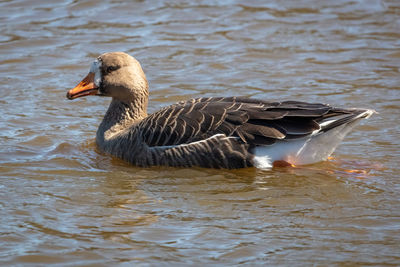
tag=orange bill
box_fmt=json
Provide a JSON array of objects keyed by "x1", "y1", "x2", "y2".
[{"x1": 66, "y1": 72, "x2": 98, "y2": 100}]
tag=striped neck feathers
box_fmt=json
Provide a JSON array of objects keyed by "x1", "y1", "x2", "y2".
[{"x1": 98, "y1": 96, "x2": 148, "y2": 141}]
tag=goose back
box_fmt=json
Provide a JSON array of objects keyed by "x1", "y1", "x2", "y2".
[{"x1": 138, "y1": 97, "x2": 343, "y2": 147}]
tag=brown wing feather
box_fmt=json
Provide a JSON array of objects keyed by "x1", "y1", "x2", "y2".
[{"x1": 139, "y1": 97, "x2": 345, "y2": 148}]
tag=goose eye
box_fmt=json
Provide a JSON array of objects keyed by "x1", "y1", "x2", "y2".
[{"x1": 106, "y1": 66, "x2": 118, "y2": 73}]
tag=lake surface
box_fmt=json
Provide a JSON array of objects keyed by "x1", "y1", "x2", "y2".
[{"x1": 1, "y1": 0, "x2": 399, "y2": 265}]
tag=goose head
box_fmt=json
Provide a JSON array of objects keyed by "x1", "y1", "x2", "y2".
[{"x1": 67, "y1": 52, "x2": 148, "y2": 104}]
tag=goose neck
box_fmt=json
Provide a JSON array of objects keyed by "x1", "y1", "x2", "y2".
[{"x1": 97, "y1": 98, "x2": 147, "y2": 142}]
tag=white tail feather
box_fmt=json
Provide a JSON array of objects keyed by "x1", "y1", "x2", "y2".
[{"x1": 253, "y1": 109, "x2": 374, "y2": 169}]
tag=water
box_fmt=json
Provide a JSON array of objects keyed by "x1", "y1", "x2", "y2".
[{"x1": 1, "y1": 0, "x2": 399, "y2": 265}]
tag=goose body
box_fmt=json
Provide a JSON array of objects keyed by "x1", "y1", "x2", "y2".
[{"x1": 67, "y1": 52, "x2": 374, "y2": 169}]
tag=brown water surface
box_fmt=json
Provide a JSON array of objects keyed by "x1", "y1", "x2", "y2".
[{"x1": 0, "y1": 0, "x2": 399, "y2": 265}]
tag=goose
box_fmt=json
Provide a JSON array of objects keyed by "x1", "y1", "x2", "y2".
[{"x1": 66, "y1": 52, "x2": 374, "y2": 169}]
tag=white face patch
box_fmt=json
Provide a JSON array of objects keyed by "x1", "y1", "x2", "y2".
[{"x1": 90, "y1": 59, "x2": 102, "y2": 87}]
